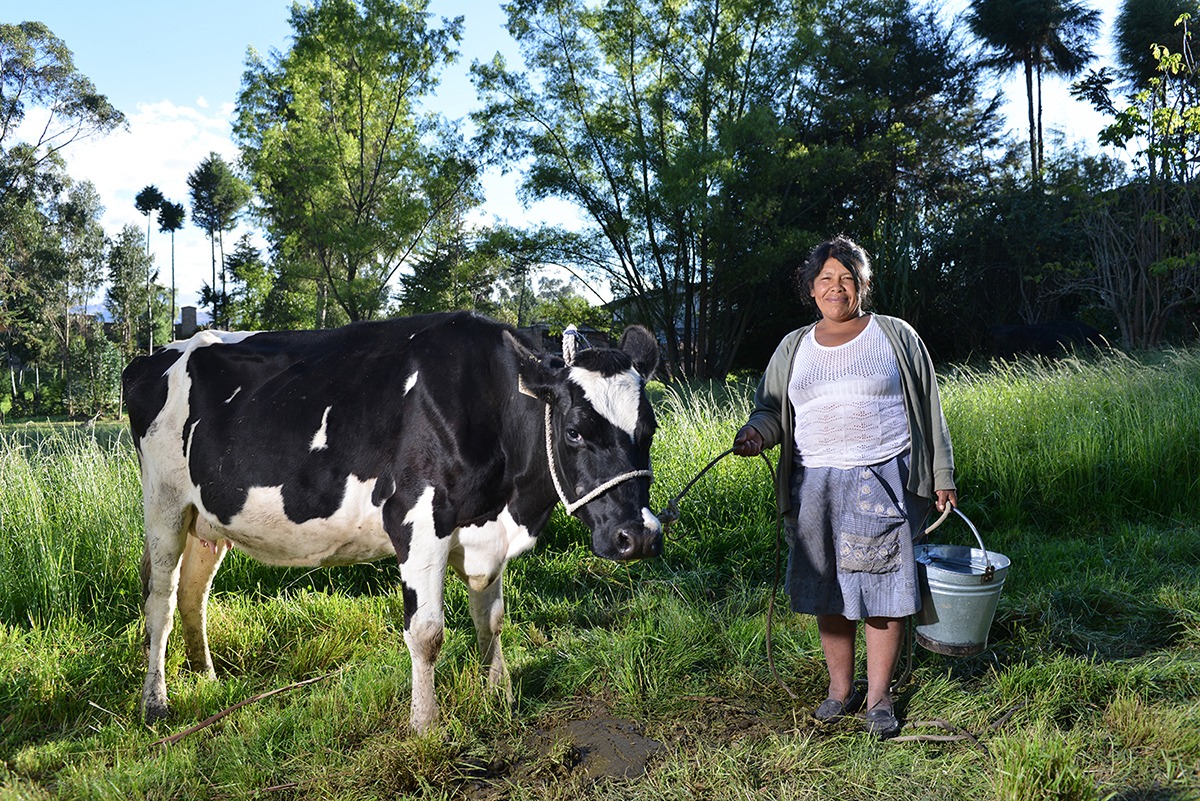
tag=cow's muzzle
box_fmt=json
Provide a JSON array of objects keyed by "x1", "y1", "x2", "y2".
[{"x1": 595, "y1": 508, "x2": 662, "y2": 561}]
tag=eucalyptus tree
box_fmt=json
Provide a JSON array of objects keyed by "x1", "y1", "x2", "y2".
[
  {"x1": 475, "y1": 0, "x2": 997, "y2": 375},
  {"x1": 55, "y1": 180, "x2": 105, "y2": 413},
  {"x1": 0, "y1": 21, "x2": 125, "y2": 211},
  {"x1": 2, "y1": 21, "x2": 122, "y2": 393},
  {"x1": 236, "y1": 0, "x2": 476, "y2": 323},
  {"x1": 104, "y1": 224, "x2": 154, "y2": 359},
  {"x1": 474, "y1": 0, "x2": 811, "y2": 377},
  {"x1": 157, "y1": 199, "x2": 185, "y2": 335},
  {"x1": 187, "y1": 152, "x2": 249, "y2": 328},
  {"x1": 968, "y1": 0, "x2": 1101, "y2": 180}
]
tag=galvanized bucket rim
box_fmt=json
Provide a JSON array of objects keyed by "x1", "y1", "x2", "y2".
[{"x1": 919, "y1": 506, "x2": 994, "y2": 572}]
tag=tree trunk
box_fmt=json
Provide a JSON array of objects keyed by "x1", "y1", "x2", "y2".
[{"x1": 1025, "y1": 57, "x2": 1038, "y2": 180}]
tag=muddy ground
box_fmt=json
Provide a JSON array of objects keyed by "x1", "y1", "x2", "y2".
[{"x1": 452, "y1": 698, "x2": 807, "y2": 798}]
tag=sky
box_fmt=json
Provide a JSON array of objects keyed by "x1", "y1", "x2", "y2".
[{"x1": 10, "y1": 0, "x2": 1124, "y2": 317}]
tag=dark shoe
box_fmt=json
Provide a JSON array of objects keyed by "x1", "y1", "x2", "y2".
[
  {"x1": 863, "y1": 700, "x2": 901, "y2": 738},
  {"x1": 814, "y1": 689, "x2": 863, "y2": 722}
]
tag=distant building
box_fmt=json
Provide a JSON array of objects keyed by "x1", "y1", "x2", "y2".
[{"x1": 176, "y1": 306, "x2": 200, "y2": 340}]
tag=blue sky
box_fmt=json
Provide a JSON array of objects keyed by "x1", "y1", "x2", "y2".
[{"x1": 11, "y1": 0, "x2": 1122, "y2": 314}]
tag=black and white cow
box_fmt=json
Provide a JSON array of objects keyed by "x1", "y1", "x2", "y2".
[{"x1": 122, "y1": 311, "x2": 661, "y2": 732}]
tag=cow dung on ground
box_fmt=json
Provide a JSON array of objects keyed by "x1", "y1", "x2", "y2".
[{"x1": 536, "y1": 713, "x2": 664, "y2": 780}]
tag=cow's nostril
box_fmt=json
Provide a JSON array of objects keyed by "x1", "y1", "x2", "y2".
[{"x1": 616, "y1": 530, "x2": 634, "y2": 557}]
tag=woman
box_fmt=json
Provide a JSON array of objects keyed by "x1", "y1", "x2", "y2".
[{"x1": 732, "y1": 235, "x2": 957, "y2": 738}]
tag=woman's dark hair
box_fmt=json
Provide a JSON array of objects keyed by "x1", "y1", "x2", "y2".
[{"x1": 797, "y1": 235, "x2": 873, "y2": 311}]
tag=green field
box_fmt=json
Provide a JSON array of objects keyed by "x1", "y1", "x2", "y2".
[{"x1": 2, "y1": 352, "x2": 1199, "y2": 800}]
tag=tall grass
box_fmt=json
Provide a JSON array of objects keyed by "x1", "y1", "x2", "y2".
[
  {"x1": 943, "y1": 349, "x2": 1200, "y2": 526},
  {"x1": 0, "y1": 426, "x2": 144, "y2": 627},
  {"x1": 1, "y1": 350, "x2": 1199, "y2": 799}
]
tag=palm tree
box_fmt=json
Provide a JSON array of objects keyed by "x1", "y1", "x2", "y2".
[
  {"x1": 968, "y1": 0, "x2": 1102, "y2": 181},
  {"x1": 134, "y1": 185, "x2": 164, "y2": 350},
  {"x1": 1114, "y1": 0, "x2": 1194, "y2": 89},
  {"x1": 157, "y1": 200, "x2": 186, "y2": 339},
  {"x1": 134, "y1": 185, "x2": 164, "y2": 253}
]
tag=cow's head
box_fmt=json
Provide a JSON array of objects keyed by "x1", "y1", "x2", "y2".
[{"x1": 510, "y1": 326, "x2": 662, "y2": 561}]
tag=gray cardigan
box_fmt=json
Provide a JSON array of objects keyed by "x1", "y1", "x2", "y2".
[{"x1": 744, "y1": 314, "x2": 956, "y2": 515}]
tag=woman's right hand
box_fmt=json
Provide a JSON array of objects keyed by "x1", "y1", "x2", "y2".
[{"x1": 732, "y1": 425, "x2": 764, "y2": 457}]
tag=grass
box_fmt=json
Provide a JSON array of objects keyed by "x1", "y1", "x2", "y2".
[{"x1": 1, "y1": 351, "x2": 1199, "y2": 799}]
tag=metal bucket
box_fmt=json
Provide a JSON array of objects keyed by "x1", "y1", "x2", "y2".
[{"x1": 914, "y1": 508, "x2": 1010, "y2": 656}]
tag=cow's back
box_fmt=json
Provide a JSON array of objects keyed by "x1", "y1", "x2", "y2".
[{"x1": 125, "y1": 312, "x2": 530, "y2": 563}]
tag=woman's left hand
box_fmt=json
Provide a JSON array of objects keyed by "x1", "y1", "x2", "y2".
[{"x1": 935, "y1": 490, "x2": 958, "y2": 512}]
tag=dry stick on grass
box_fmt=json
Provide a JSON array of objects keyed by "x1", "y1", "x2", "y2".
[
  {"x1": 888, "y1": 702, "x2": 1028, "y2": 755},
  {"x1": 150, "y1": 671, "x2": 340, "y2": 748}
]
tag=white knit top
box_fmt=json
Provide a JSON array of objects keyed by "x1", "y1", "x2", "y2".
[{"x1": 788, "y1": 316, "x2": 910, "y2": 468}]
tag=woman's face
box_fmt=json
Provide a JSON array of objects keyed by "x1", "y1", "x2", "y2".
[{"x1": 810, "y1": 257, "x2": 863, "y2": 323}]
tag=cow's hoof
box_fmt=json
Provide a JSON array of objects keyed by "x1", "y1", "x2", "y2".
[{"x1": 143, "y1": 700, "x2": 169, "y2": 723}]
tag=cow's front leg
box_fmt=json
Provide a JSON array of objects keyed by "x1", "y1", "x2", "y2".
[
  {"x1": 465, "y1": 571, "x2": 511, "y2": 704},
  {"x1": 391, "y1": 486, "x2": 449, "y2": 733}
]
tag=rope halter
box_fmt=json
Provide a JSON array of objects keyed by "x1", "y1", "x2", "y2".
[{"x1": 543, "y1": 403, "x2": 653, "y2": 516}]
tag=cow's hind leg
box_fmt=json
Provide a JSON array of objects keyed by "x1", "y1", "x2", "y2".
[
  {"x1": 177, "y1": 516, "x2": 229, "y2": 679},
  {"x1": 472, "y1": 573, "x2": 513, "y2": 704},
  {"x1": 453, "y1": 565, "x2": 512, "y2": 705},
  {"x1": 140, "y1": 501, "x2": 191, "y2": 722}
]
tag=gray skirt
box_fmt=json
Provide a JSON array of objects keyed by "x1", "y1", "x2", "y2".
[{"x1": 784, "y1": 450, "x2": 926, "y2": 619}]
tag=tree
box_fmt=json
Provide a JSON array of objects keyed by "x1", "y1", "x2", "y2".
[
  {"x1": 474, "y1": 0, "x2": 795, "y2": 376},
  {"x1": 968, "y1": 0, "x2": 1101, "y2": 181},
  {"x1": 2, "y1": 22, "x2": 122, "y2": 397},
  {"x1": 236, "y1": 0, "x2": 476, "y2": 323},
  {"x1": 223, "y1": 233, "x2": 272, "y2": 330},
  {"x1": 134, "y1": 185, "x2": 164, "y2": 349},
  {"x1": 157, "y1": 199, "x2": 186, "y2": 336},
  {"x1": 134, "y1": 185, "x2": 163, "y2": 251},
  {"x1": 187, "y1": 152, "x2": 249, "y2": 328},
  {"x1": 56, "y1": 180, "x2": 106, "y2": 414},
  {"x1": 0, "y1": 21, "x2": 125, "y2": 211},
  {"x1": 1114, "y1": 0, "x2": 1196, "y2": 88},
  {"x1": 475, "y1": 0, "x2": 999, "y2": 376},
  {"x1": 1070, "y1": 13, "x2": 1200, "y2": 348},
  {"x1": 105, "y1": 224, "x2": 157, "y2": 359}
]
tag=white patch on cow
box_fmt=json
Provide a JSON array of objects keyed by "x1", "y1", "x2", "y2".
[
  {"x1": 184, "y1": 419, "x2": 201, "y2": 463},
  {"x1": 642, "y1": 506, "x2": 663, "y2": 535},
  {"x1": 401, "y1": 486, "x2": 449, "y2": 587},
  {"x1": 193, "y1": 475, "x2": 394, "y2": 567},
  {"x1": 451, "y1": 507, "x2": 536, "y2": 588},
  {"x1": 568, "y1": 366, "x2": 643, "y2": 439},
  {"x1": 310, "y1": 406, "x2": 332, "y2": 451},
  {"x1": 404, "y1": 371, "x2": 419, "y2": 395},
  {"x1": 225, "y1": 387, "x2": 242, "y2": 404}
]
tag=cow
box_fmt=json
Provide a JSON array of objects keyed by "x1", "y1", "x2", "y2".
[{"x1": 121, "y1": 311, "x2": 662, "y2": 733}]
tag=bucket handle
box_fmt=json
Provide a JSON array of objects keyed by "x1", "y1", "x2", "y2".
[{"x1": 920, "y1": 506, "x2": 996, "y2": 582}]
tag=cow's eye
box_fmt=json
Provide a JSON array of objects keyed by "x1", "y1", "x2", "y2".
[{"x1": 565, "y1": 427, "x2": 583, "y2": 444}]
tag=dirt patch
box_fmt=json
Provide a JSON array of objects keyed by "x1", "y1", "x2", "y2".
[
  {"x1": 458, "y1": 699, "x2": 800, "y2": 797},
  {"x1": 458, "y1": 710, "x2": 663, "y2": 798},
  {"x1": 540, "y1": 713, "x2": 663, "y2": 780}
]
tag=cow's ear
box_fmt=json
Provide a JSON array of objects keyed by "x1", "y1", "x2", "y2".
[
  {"x1": 504, "y1": 330, "x2": 563, "y2": 401},
  {"x1": 619, "y1": 325, "x2": 659, "y2": 379}
]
